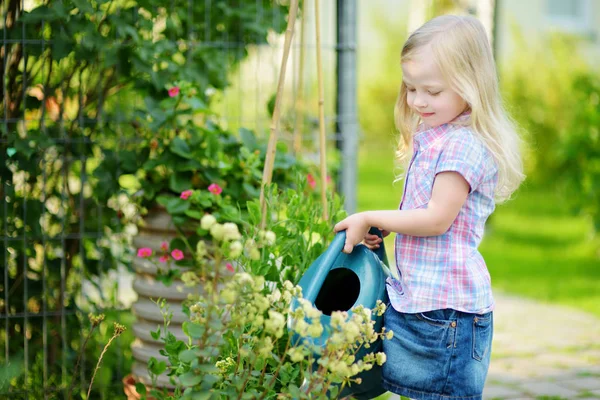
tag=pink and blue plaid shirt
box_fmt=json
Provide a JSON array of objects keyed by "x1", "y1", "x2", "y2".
[{"x1": 387, "y1": 114, "x2": 498, "y2": 314}]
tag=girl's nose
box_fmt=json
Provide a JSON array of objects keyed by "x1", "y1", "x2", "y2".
[{"x1": 413, "y1": 94, "x2": 427, "y2": 108}]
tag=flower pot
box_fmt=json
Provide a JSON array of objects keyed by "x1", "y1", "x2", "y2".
[
  {"x1": 130, "y1": 208, "x2": 200, "y2": 389},
  {"x1": 123, "y1": 374, "x2": 174, "y2": 400}
]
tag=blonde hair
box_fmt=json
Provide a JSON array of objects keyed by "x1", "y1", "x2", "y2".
[{"x1": 395, "y1": 15, "x2": 524, "y2": 202}]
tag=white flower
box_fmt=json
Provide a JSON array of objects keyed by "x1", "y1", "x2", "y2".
[
  {"x1": 287, "y1": 347, "x2": 304, "y2": 362},
  {"x1": 344, "y1": 321, "x2": 361, "y2": 343},
  {"x1": 264, "y1": 310, "x2": 285, "y2": 338},
  {"x1": 376, "y1": 352, "x2": 387, "y2": 366},
  {"x1": 196, "y1": 240, "x2": 207, "y2": 258},
  {"x1": 264, "y1": 230, "x2": 276, "y2": 245},
  {"x1": 293, "y1": 318, "x2": 309, "y2": 336},
  {"x1": 249, "y1": 247, "x2": 260, "y2": 261},
  {"x1": 229, "y1": 241, "x2": 243, "y2": 258},
  {"x1": 258, "y1": 337, "x2": 274, "y2": 358},
  {"x1": 200, "y1": 214, "x2": 217, "y2": 230},
  {"x1": 210, "y1": 223, "x2": 225, "y2": 241},
  {"x1": 222, "y1": 222, "x2": 241, "y2": 241},
  {"x1": 307, "y1": 323, "x2": 323, "y2": 338}
]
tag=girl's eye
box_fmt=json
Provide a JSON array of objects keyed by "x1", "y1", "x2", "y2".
[
  {"x1": 407, "y1": 88, "x2": 416, "y2": 92},
  {"x1": 428, "y1": 91, "x2": 441, "y2": 96}
]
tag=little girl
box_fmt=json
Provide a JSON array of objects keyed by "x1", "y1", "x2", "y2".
[{"x1": 334, "y1": 15, "x2": 524, "y2": 400}]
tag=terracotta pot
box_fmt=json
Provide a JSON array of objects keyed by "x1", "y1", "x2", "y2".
[{"x1": 123, "y1": 374, "x2": 173, "y2": 400}]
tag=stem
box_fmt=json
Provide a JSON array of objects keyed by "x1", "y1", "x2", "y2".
[
  {"x1": 66, "y1": 324, "x2": 98, "y2": 400},
  {"x1": 87, "y1": 335, "x2": 117, "y2": 399},
  {"x1": 257, "y1": 334, "x2": 293, "y2": 400}
]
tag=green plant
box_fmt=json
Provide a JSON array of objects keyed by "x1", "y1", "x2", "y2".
[
  {"x1": 0, "y1": 0, "x2": 292, "y2": 394},
  {"x1": 136, "y1": 208, "x2": 390, "y2": 399},
  {"x1": 557, "y1": 74, "x2": 600, "y2": 231},
  {"x1": 98, "y1": 82, "x2": 304, "y2": 223}
]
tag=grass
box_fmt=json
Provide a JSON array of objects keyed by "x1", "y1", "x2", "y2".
[{"x1": 356, "y1": 138, "x2": 600, "y2": 318}]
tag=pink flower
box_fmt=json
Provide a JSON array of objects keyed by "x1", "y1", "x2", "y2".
[
  {"x1": 160, "y1": 241, "x2": 169, "y2": 251},
  {"x1": 171, "y1": 249, "x2": 184, "y2": 261},
  {"x1": 180, "y1": 189, "x2": 193, "y2": 200},
  {"x1": 226, "y1": 263, "x2": 235, "y2": 273},
  {"x1": 208, "y1": 183, "x2": 222, "y2": 195},
  {"x1": 307, "y1": 173, "x2": 316, "y2": 189},
  {"x1": 159, "y1": 255, "x2": 169, "y2": 263},
  {"x1": 168, "y1": 86, "x2": 180, "y2": 97},
  {"x1": 137, "y1": 248, "x2": 152, "y2": 258}
]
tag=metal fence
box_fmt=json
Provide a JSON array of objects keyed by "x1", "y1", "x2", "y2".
[{"x1": 1, "y1": 0, "x2": 357, "y2": 397}]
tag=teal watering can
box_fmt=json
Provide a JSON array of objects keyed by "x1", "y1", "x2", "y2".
[{"x1": 291, "y1": 228, "x2": 391, "y2": 399}]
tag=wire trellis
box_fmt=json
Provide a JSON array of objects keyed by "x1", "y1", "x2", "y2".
[{"x1": 1, "y1": 0, "x2": 352, "y2": 398}]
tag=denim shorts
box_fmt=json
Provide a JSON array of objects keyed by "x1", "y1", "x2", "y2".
[{"x1": 382, "y1": 306, "x2": 493, "y2": 400}]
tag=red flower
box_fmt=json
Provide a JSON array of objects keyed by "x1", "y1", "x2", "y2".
[
  {"x1": 168, "y1": 86, "x2": 180, "y2": 97},
  {"x1": 180, "y1": 189, "x2": 193, "y2": 200},
  {"x1": 137, "y1": 248, "x2": 152, "y2": 258},
  {"x1": 208, "y1": 183, "x2": 222, "y2": 195},
  {"x1": 160, "y1": 241, "x2": 169, "y2": 251},
  {"x1": 226, "y1": 263, "x2": 235, "y2": 273},
  {"x1": 171, "y1": 249, "x2": 184, "y2": 261},
  {"x1": 307, "y1": 173, "x2": 316, "y2": 189},
  {"x1": 159, "y1": 255, "x2": 169, "y2": 263}
]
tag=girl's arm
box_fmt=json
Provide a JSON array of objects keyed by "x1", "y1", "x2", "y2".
[{"x1": 334, "y1": 171, "x2": 469, "y2": 253}]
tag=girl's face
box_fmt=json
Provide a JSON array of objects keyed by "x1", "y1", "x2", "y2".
[{"x1": 402, "y1": 45, "x2": 468, "y2": 128}]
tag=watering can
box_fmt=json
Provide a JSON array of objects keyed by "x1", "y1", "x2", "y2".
[{"x1": 290, "y1": 228, "x2": 391, "y2": 399}]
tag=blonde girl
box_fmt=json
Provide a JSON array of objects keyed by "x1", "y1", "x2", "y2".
[{"x1": 334, "y1": 15, "x2": 524, "y2": 400}]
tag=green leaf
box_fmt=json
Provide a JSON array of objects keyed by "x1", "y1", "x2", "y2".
[
  {"x1": 150, "y1": 326, "x2": 161, "y2": 340},
  {"x1": 191, "y1": 391, "x2": 212, "y2": 400},
  {"x1": 185, "y1": 210, "x2": 204, "y2": 220},
  {"x1": 148, "y1": 357, "x2": 167, "y2": 376},
  {"x1": 196, "y1": 364, "x2": 219, "y2": 374},
  {"x1": 156, "y1": 196, "x2": 190, "y2": 215},
  {"x1": 179, "y1": 349, "x2": 198, "y2": 363},
  {"x1": 183, "y1": 321, "x2": 205, "y2": 339},
  {"x1": 179, "y1": 371, "x2": 202, "y2": 387},
  {"x1": 135, "y1": 382, "x2": 147, "y2": 395},
  {"x1": 169, "y1": 172, "x2": 192, "y2": 193},
  {"x1": 246, "y1": 200, "x2": 261, "y2": 225},
  {"x1": 239, "y1": 128, "x2": 258, "y2": 150},
  {"x1": 171, "y1": 137, "x2": 193, "y2": 159}
]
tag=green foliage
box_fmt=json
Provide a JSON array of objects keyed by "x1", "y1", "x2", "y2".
[
  {"x1": 244, "y1": 178, "x2": 347, "y2": 285},
  {"x1": 556, "y1": 75, "x2": 600, "y2": 231},
  {"x1": 137, "y1": 210, "x2": 390, "y2": 399},
  {"x1": 0, "y1": 0, "x2": 291, "y2": 396},
  {"x1": 500, "y1": 34, "x2": 600, "y2": 231}
]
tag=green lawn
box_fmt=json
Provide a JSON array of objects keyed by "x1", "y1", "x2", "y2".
[{"x1": 356, "y1": 139, "x2": 600, "y2": 317}]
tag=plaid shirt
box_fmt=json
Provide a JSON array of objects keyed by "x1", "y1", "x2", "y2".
[{"x1": 387, "y1": 114, "x2": 498, "y2": 314}]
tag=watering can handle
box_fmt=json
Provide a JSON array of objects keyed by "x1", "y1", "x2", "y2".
[{"x1": 369, "y1": 227, "x2": 389, "y2": 267}]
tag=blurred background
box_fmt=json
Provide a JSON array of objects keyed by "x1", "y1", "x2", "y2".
[{"x1": 1, "y1": 0, "x2": 599, "y2": 398}]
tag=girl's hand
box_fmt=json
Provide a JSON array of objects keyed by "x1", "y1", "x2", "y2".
[
  {"x1": 333, "y1": 213, "x2": 370, "y2": 254},
  {"x1": 363, "y1": 229, "x2": 390, "y2": 250}
]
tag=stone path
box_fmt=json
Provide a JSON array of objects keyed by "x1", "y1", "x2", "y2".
[
  {"x1": 385, "y1": 292, "x2": 600, "y2": 399},
  {"x1": 483, "y1": 292, "x2": 600, "y2": 399}
]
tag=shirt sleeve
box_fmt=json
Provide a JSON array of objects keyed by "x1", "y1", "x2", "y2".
[{"x1": 435, "y1": 129, "x2": 487, "y2": 192}]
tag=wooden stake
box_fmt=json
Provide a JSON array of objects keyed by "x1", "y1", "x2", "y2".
[
  {"x1": 292, "y1": 0, "x2": 307, "y2": 155},
  {"x1": 259, "y1": 0, "x2": 300, "y2": 228},
  {"x1": 314, "y1": 0, "x2": 328, "y2": 220}
]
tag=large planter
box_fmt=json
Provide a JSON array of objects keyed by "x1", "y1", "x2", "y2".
[{"x1": 130, "y1": 208, "x2": 200, "y2": 388}]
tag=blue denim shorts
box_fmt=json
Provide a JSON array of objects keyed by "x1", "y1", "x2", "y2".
[{"x1": 382, "y1": 306, "x2": 493, "y2": 400}]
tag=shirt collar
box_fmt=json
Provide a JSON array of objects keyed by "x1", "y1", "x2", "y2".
[{"x1": 414, "y1": 111, "x2": 471, "y2": 150}]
